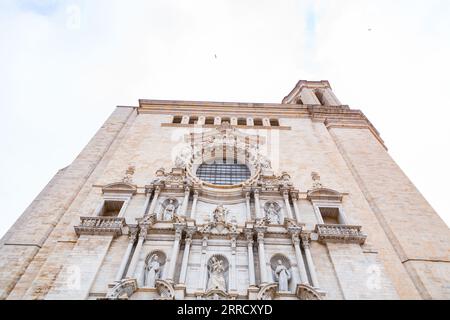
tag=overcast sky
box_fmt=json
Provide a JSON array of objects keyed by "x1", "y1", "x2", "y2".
[{"x1": 1, "y1": 0, "x2": 449, "y2": 237}]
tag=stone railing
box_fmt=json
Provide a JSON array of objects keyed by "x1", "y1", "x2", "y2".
[
  {"x1": 74, "y1": 216, "x2": 126, "y2": 238},
  {"x1": 315, "y1": 224, "x2": 367, "y2": 245}
]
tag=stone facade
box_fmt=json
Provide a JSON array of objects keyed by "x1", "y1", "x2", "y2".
[{"x1": 0, "y1": 80, "x2": 449, "y2": 300}]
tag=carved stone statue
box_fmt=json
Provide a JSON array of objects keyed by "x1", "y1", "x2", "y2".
[
  {"x1": 212, "y1": 205, "x2": 227, "y2": 224},
  {"x1": 265, "y1": 203, "x2": 280, "y2": 224},
  {"x1": 163, "y1": 199, "x2": 176, "y2": 221},
  {"x1": 207, "y1": 257, "x2": 227, "y2": 291},
  {"x1": 145, "y1": 254, "x2": 161, "y2": 288},
  {"x1": 274, "y1": 260, "x2": 291, "y2": 292}
]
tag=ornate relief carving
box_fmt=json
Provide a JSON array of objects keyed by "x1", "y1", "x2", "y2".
[
  {"x1": 104, "y1": 278, "x2": 137, "y2": 300},
  {"x1": 296, "y1": 284, "x2": 322, "y2": 300},
  {"x1": 160, "y1": 198, "x2": 179, "y2": 221},
  {"x1": 264, "y1": 201, "x2": 281, "y2": 224},
  {"x1": 257, "y1": 283, "x2": 278, "y2": 300},
  {"x1": 155, "y1": 279, "x2": 175, "y2": 300},
  {"x1": 198, "y1": 205, "x2": 240, "y2": 235}
]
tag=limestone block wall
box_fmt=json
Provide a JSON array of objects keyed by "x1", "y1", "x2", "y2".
[
  {"x1": 328, "y1": 127, "x2": 450, "y2": 299},
  {"x1": 2, "y1": 106, "x2": 136, "y2": 300},
  {"x1": 45, "y1": 235, "x2": 113, "y2": 300}
]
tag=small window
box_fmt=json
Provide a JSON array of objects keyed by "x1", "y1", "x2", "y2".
[
  {"x1": 221, "y1": 117, "x2": 231, "y2": 124},
  {"x1": 237, "y1": 118, "x2": 247, "y2": 126},
  {"x1": 173, "y1": 116, "x2": 182, "y2": 124},
  {"x1": 205, "y1": 117, "x2": 215, "y2": 125},
  {"x1": 100, "y1": 200, "x2": 125, "y2": 217},
  {"x1": 319, "y1": 207, "x2": 340, "y2": 224},
  {"x1": 189, "y1": 116, "x2": 199, "y2": 125},
  {"x1": 253, "y1": 118, "x2": 263, "y2": 126},
  {"x1": 270, "y1": 119, "x2": 280, "y2": 127}
]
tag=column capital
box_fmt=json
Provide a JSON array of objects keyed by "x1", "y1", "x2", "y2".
[
  {"x1": 282, "y1": 190, "x2": 290, "y2": 198},
  {"x1": 301, "y1": 233, "x2": 311, "y2": 249},
  {"x1": 245, "y1": 229, "x2": 254, "y2": 243},
  {"x1": 128, "y1": 227, "x2": 139, "y2": 243},
  {"x1": 290, "y1": 190, "x2": 300, "y2": 200},
  {"x1": 257, "y1": 231, "x2": 265, "y2": 244},
  {"x1": 193, "y1": 190, "x2": 199, "y2": 198},
  {"x1": 184, "y1": 186, "x2": 191, "y2": 194},
  {"x1": 138, "y1": 226, "x2": 148, "y2": 239}
]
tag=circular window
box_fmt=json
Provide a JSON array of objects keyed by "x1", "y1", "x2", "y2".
[{"x1": 196, "y1": 161, "x2": 251, "y2": 186}]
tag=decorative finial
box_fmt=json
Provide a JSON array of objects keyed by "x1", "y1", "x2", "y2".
[
  {"x1": 311, "y1": 172, "x2": 323, "y2": 189},
  {"x1": 123, "y1": 166, "x2": 135, "y2": 183}
]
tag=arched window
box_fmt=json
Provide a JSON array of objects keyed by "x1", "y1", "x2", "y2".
[{"x1": 196, "y1": 161, "x2": 251, "y2": 186}]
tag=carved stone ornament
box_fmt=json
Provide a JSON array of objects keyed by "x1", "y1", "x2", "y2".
[
  {"x1": 122, "y1": 166, "x2": 135, "y2": 184},
  {"x1": 155, "y1": 279, "x2": 175, "y2": 300},
  {"x1": 160, "y1": 198, "x2": 180, "y2": 221},
  {"x1": 257, "y1": 283, "x2": 278, "y2": 300},
  {"x1": 296, "y1": 284, "x2": 323, "y2": 300},
  {"x1": 74, "y1": 216, "x2": 126, "y2": 238},
  {"x1": 311, "y1": 171, "x2": 323, "y2": 189},
  {"x1": 103, "y1": 278, "x2": 137, "y2": 300},
  {"x1": 198, "y1": 205, "x2": 239, "y2": 235},
  {"x1": 264, "y1": 202, "x2": 281, "y2": 224}
]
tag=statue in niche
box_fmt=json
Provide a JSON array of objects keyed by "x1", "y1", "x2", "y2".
[
  {"x1": 207, "y1": 257, "x2": 227, "y2": 291},
  {"x1": 163, "y1": 199, "x2": 177, "y2": 221},
  {"x1": 145, "y1": 254, "x2": 161, "y2": 288},
  {"x1": 212, "y1": 205, "x2": 227, "y2": 224},
  {"x1": 265, "y1": 202, "x2": 281, "y2": 224},
  {"x1": 274, "y1": 260, "x2": 291, "y2": 292}
]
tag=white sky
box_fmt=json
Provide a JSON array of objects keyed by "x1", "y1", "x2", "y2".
[{"x1": 1, "y1": 0, "x2": 449, "y2": 238}]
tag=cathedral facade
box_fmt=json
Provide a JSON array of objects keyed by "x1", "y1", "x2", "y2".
[{"x1": 1, "y1": 80, "x2": 449, "y2": 300}]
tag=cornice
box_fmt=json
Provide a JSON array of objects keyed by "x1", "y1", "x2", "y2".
[{"x1": 137, "y1": 99, "x2": 386, "y2": 149}]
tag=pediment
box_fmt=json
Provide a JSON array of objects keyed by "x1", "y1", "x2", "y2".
[
  {"x1": 102, "y1": 182, "x2": 137, "y2": 195},
  {"x1": 307, "y1": 187, "x2": 343, "y2": 202}
]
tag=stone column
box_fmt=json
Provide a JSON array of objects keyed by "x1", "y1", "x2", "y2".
[
  {"x1": 148, "y1": 187, "x2": 160, "y2": 215},
  {"x1": 291, "y1": 192, "x2": 301, "y2": 223},
  {"x1": 142, "y1": 189, "x2": 153, "y2": 215},
  {"x1": 257, "y1": 230, "x2": 268, "y2": 284},
  {"x1": 115, "y1": 229, "x2": 138, "y2": 281},
  {"x1": 246, "y1": 231, "x2": 256, "y2": 286},
  {"x1": 245, "y1": 192, "x2": 252, "y2": 221},
  {"x1": 190, "y1": 191, "x2": 199, "y2": 220},
  {"x1": 230, "y1": 234, "x2": 238, "y2": 291},
  {"x1": 254, "y1": 190, "x2": 262, "y2": 219},
  {"x1": 291, "y1": 232, "x2": 309, "y2": 285},
  {"x1": 283, "y1": 191, "x2": 293, "y2": 220},
  {"x1": 166, "y1": 225, "x2": 184, "y2": 282},
  {"x1": 126, "y1": 226, "x2": 148, "y2": 278},
  {"x1": 179, "y1": 228, "x2": 195, "y2": 284},
  {"x1": 302, "y1": 235, "x2": 320, "y2": 288},
  {"x1": 200, "y1": 235, "x2": 209, "y2": 290},
  {"x1": 179, "y1": 187, "x2": 190, "y2": 216}
]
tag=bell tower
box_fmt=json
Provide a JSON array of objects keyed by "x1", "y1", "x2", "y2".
[{"x1": 282, "y1": 80, "x2": 342, "y2": 106}]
